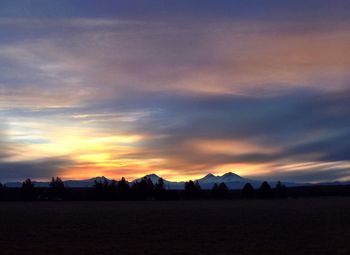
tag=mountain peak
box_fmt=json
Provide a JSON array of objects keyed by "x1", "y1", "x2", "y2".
[
  {"x1": 133, "y1": 173, "x2": 163, "y2": 183},
  {"x1": 197, "y1": 173, "x2": 218, "y2": 183},
  {"x1": 223, "y1": 172, "x2": 237, "y2": 176},
  {"x1": 144, "y1": 173, "x2": 160, "y2": 178},
  {"x1": 222, "y1": 172, "x2": 244, "y2": 180},
  {"x1": 91, "y1": 176, "x2": 109, "y2": 182}
]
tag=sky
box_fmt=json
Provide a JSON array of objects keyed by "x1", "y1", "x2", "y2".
[{"x1": 0, "y1": 0, "x2": 350, "y2": 183}]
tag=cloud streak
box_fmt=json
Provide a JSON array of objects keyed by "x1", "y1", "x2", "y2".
[{"x1": 0, "y1": 1, "x2": 349, "y2": 182}]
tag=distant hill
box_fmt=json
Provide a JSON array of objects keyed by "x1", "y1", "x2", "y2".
[{"x1": 3, "y1": 172, "x2": 306, "y2": 189}]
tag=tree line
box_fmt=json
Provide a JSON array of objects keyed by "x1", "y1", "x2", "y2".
[{"x1": 0, "y1": 177, "x2": 289, "y2": 201}]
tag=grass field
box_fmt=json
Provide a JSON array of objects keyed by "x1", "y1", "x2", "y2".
[{"x1": 0, "y1": 198, "x2": 350, "y2": 254}]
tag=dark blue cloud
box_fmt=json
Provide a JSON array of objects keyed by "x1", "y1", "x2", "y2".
[
  {"x1": 1, "y1": 0, "x2": 349, "y2": 22},
  {"x1": 257, "y1": 167, "x2": 350, "y2": 183},
  {"x1": 91, "y1": 89, "x2": 350, "y2": 167},
  {"x1": 0, "y1": 157, "x2": 73, "y2": 183}
]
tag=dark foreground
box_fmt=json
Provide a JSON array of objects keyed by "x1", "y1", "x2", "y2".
[{"x1": 0, "y1": 198, "x2": 350, "y2": 255}]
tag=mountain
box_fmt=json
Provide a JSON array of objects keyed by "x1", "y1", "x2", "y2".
[
  {"x1": 5, "y1": 176, "x2": 111, "y2": 188},
  {"x1": 133, "y1": 174, "x2": 185, "y2": 189},
  {"x1": 222, "y1": 172, "x2": 246, "y2": 182},
  {"x1": 3, "y1": 172, "x2": 305, "y2": 189},
  {"x1": 194, "y1": 172, "x2": 252, "y2": 189},
  {"x1": 5, "y1": 181, "x2": 50, "y2": 188},
  {"x1": 197, "y1": 173, "x2": 218, "y2": 184},
  {"x1": 197, "y1": 172, "x2": 246, "y2": 184},
  {"x1": 132, "y1": 172, "x2": 295, "y2": 190},
  {"x1": 133, "y1": 174, "x2": 162, "y2": 184},
  {"x1": 64, "y1": 176, "x2": 110, "y2": 188}
]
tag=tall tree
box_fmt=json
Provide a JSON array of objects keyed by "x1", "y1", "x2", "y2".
[
  {"x1": 241, "y1": 183, "x2": 255, "y2": 199},
  {"x1": 218, "y1": 182, "x2": 229, "y2": 198},
  {"x1": 0, "y1": 182, "x2": 3, "y2": 200},
  {"x1": 133, "y1": 177, "x2": 154, "y2": 200},
  {"x1": 184, "y1": 180, "x2": 201, "y2": 199},
  {"x1": 212, "y1": 183, "x2": 229, "y2": 198},
  {"x1": 21, "y1": 179, "x2": 35, "y2": 201},
  {"x1": 155, "y1": 178, "x2": 166, "y2": 200},
  {"x1": 108, "y1": 179, "x2": 118, "y2": 200},
  {"x1": 117, "y1": 177, "x2": 130, "y2": 200},
  {"x1": 93, "y1": 179, "x2": 109, "y2": 200},
  {"x1": 49, "y1": 177, "x2": 65, "y2": 200},
  {"x1": 258, "y1": 181, "x2": 272, "y2": 198}
]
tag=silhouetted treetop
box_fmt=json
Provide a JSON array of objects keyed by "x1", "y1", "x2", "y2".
[
  {"x1": 218, "y1": 183, "x2": 228, "y2": 191},
  {"x1": 21, "y1": 178, "x2": 35, "y2": 200},
  {"x1": 0, "y1": 182, "x2": 3, "y2": 200},
  {"x1": 48, "y1": 177, "x2": 66, "y2": 200},
  {"x1": 184, "y1": 180, "x2": 201, "y2": 199},
  {"x1": 258, "y1": 181, "x2": 272, "y2": 198},
  {"x1": 212, "y1": 182, "x2": 229, "y2": 198},
  {"x1": 275, "y1": 181, "x2": 288, "y2": 198},
  {"x1": 117, "y1": 177, "x2": 129, "y2": 191},
  {"x1": 50, "y1": 177, "x2": 64, "y2": 189},
  {"x1": 22, "y1": 179, "x2": 34, "y2": 189},
  {"x1": 241, "y1": 183, "x2": 255, "y2": 199},
  {"x1": 154, "y1": 178, "x2": 167, "y2": 200}
]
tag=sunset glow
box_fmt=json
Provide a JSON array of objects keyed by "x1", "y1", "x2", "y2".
[{"x1": 0, "y1": 0, "x2": 349, "y2": 183}]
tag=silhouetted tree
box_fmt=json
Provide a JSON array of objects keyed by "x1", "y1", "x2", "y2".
[
  {"x1": 21, "y1": 179, "x2": 35, "y2": 200},
  {"x1": 184, "y1": 180, "x2": 201, "y2": 199},
  {"x1": 275, "y1": 181, "x2": 288, "y2": 198},
  {"x1": 117, "y1": 177, "x2": 130, "y2": 200},
  {"x1": 258, "y1": 181, "x2": 272, "y2": 198},
  {"x1": 131, "y1": 182, "x2": 139, "y2": 199},
  {"x1": 49, "y1": 177, "x2": 65, "y2": 200},
  {"x1": 212, "y1": 182, "x2": 229, "y2": 198},
  {"x1": 0, "y1": 182, "x2": 3, "y2": 200},
  {"x1": 133, "y1": 177, "x2": 154, "y2": 200},
  {"x1": 108, "y1": 180, "x2": 118, "y2": 199},
  {"x1": 118, "y1": 177, "x2": 129, "y2": 191},
  {"x1": 154, "y1": 178, "x2": 166, "y2": 200},
  {"x1": 131, "y1": 178, "x2": 153, "y2": 200},
  {"x1": 93, "y1": 179, "x2": 109, "y2": 200},
  {"x1": 138, "y1": 179, "x2": 148, "y2": 197},
  {"x1": 241, "y1": 183, "x2": 255, "y2": 199},
  {"x1": 218, "y1": 182, "x2": 229, "y2": 197}
]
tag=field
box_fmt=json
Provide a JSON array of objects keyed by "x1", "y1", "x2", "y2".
[{"x1": 0, "y1": 198, "x2": 350, "y2": 254}]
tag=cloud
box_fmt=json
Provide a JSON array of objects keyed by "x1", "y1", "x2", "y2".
[
  {"x1": 1, "y1": 17, "x2": 349, "y2": 110},
  {"x1": 0, "y1": 125, "x2": 72, "y2": 182},
  {"x1": 0, "y1": 157, "x2": 73, "y2": 182},
  {"x1": 0, "y1": 18, "x2": 141, "y2": 28},
  {"x1": 0, "y1": 5, "x2": 349, "y2": 182},
  {"x1": 1, "y1": 0, "x2": 350, "y2": 22},
  {"x1": 0, "y1": 142, "x2": 12, "y2": 161},
  {"x1": 1, "y1": 79, "x2": 350, "y2": 181},
  {"x1": 106, "y1": 89, "x2": 350, "y2": 179},
  {"x1": 256, "y1": 162, "x2": 350, "y2": 183}
]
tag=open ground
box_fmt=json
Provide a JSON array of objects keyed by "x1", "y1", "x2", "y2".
[{"x1": 0, "y1": 198, "x2": 349, "y2": 254}]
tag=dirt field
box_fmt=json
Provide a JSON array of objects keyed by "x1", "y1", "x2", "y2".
[{"x1": 0, "y1": 198, "x2": 350, "y2": 254}]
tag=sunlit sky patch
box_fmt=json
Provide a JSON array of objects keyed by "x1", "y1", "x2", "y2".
[{"x1": 0, "y1": 0, "x2": 349, "y2": 182}]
